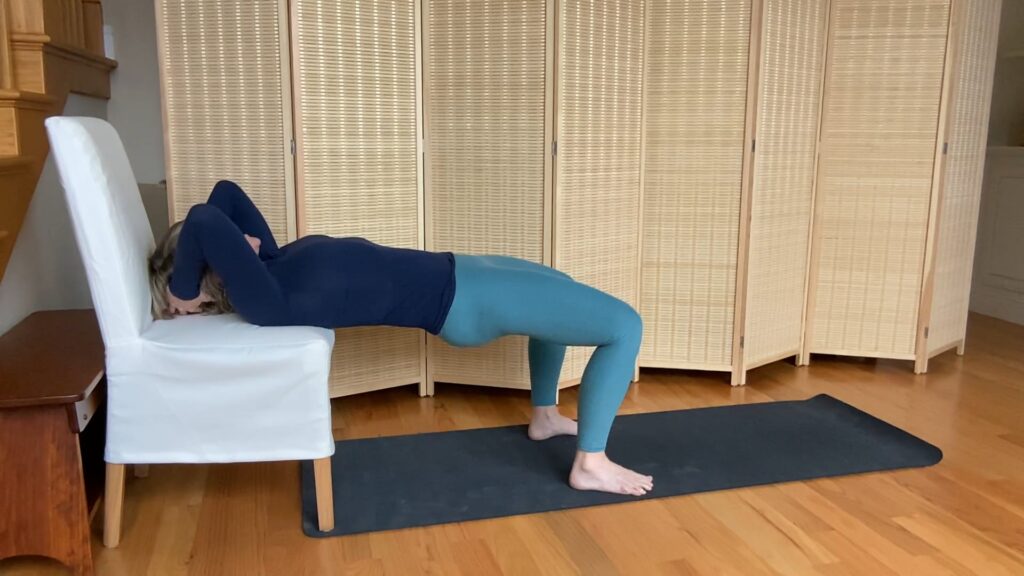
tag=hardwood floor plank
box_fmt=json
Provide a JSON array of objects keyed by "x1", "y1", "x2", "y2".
[
  {"x1": 894, "y1": 514, "x2": 1024, "y2": 576},
  {"x1": 660, "y1": 497, "x2": 782, "y2": 576},
  {"x1": 541, "y1": 512, "x2": 618, "y2": 576},
  {"x1": 737, "y1": 489, "x2": 839, "y2": 565}
]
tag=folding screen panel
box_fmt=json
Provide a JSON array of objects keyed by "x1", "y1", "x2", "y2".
[
  {"x1": 556, "y1": 0, "x2": 646, "y2": 383},
  {"x1": 805, "y1": 0, "x2": 950, "y2": 360},
  {"x1": 741, "y1": 0, "x2": 828, "y2": 377},
  {"x1": 639, "y1": 0, "x2": 752, "y2": 372},
  {"x1": 424, "y1": 0, "x2": 551, "y2": 391},
  {"x1": 923, "y1": 0, "x2": 1002, "y2": 363},
  {"x1": 156, "y1": 0, "x2": 294, "y2": 240},
  {"x1": 291, "y1": 0, "x2": 425, "y2": 397}
]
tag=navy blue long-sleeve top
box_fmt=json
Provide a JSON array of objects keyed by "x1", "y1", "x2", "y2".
[{"x1": 168, "y1": 180, "x2": 456, "y2": 332}]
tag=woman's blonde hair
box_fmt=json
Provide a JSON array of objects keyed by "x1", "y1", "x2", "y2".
[{"x1": 148, "y1": 221, "x2": 233, "y2": 320}]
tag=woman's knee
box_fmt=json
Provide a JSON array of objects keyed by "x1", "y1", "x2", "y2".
[{"x1": 610, "y1": 301, "x2": 643, "y2": 348}]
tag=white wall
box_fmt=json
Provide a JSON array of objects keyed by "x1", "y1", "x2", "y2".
[
  {"x1": 972, "y1": 149, "x2": 1024, "y2": 325},
  {"x1": 972, "y1": 1, "x2": 1024, "y2": 326},
  {"x1": 0, "y1": 96, "x2": 106, "y2": 334},
  {"x1": 988, "y1": 0, "x2": 1024, "y2": 146},
  {"x1": 102, "y1": 0, "x2": 166, "y2": 184}
]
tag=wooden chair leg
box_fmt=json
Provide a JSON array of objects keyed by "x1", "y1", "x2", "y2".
[
  {"x1": 313, "y1": 456, "x2": 335, "y2": 532},
  {"x1": 103, "y1": 463, "x2": 125, "y2": 548}
]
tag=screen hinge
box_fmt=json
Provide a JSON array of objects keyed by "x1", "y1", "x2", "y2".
[
  {"x1": 552, "y1": 140, "x2": 558, "y2": 157},
  {"x1": 740, "y1": 335, "x2": 745, "y2": 349},
  {"x1": 942, "y1": 142, "x2": 948, "y2": 155},
  {"x1": 752, "y1": 139, "x2": 756, "y2": 153},
  {"x1": 290, "y1": 139, "x2": 296, "y2": 156},
  {"x1": 924, "y1": 326, "x2": 930, "y2": 338}
]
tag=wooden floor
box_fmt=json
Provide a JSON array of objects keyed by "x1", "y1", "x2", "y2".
[{"x1": 4, "y1": 313, "x2": 1024, "y2": 575}]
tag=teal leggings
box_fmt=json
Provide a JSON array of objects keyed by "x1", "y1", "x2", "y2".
[{"x1": 439, "y1": 255, "x2": 643, "y2": 452}]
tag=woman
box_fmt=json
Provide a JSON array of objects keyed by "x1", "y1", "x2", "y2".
[{"x1": 150, "y1": 180, "x2": 652, "y2": 496}]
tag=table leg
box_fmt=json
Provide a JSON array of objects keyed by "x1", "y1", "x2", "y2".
[{"x1": 0, "y1": 405, "x2": 93, "y2": 575}]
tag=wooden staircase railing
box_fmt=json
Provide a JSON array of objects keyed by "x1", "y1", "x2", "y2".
[
  {"x1": 0, "y1": 0, "x2": 116, "y2": 282},
  {"x1": 0, "y1": 0, "x2": 13, "y2": 91}
]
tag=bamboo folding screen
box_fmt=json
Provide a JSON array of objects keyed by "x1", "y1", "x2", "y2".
[
  {"x1": 921, "y1": 0, "x2": 1002, "y2": 367},
  {"x1": 156, "y1": 0, "x2": 296, "y2": 242},
  {"x1": 804, "y1": 0, "x2": 1002, "y2": 373},
  {"x1": 156, "y1": 0, "x2": 1002, "y2": 395},
  {"x1": 423, "y1": 0, "x2": 551, "y2": 392},
  {"x1": 740, "y1": 0, "x2": 829, "y2": 381},
  {"x1": 555, "y1": 0, "x2": 645, "y2": 384},
  {"x1": 290, "y1": 0, "x2": 426, "y2": 397},
  {"x1": 639, "y1": 0, "x2": 829, "y2": 385},
  {"x1": 640, "y1": 0, "x2": 754, "y2": 378},
  {"x1": 805, "y1": 0, "x2": 952, "y2": 365}
]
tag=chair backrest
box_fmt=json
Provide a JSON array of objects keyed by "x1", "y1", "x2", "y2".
[{"x1": 46, "y1": 117, "x2": 156, "y2": 345}]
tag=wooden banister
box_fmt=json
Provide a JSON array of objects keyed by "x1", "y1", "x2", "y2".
[
  {"x1": 1, "y1": 0, "x2": 13, "y2": 90},
  {"x1": 71, "y1": 0, "x2": 85, "y2": 47},
  {"x1": 4, "y1": 0, "x2": 100, "y2": 55},
  {"x1": 81, "y1": 0, "x2": 102, "y2": 55}
]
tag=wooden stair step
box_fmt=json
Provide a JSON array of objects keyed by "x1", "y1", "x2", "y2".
[
  {"x1": 0, "y1": 89, "x2": 54, "y2": 104},
  {"x1": 0, "y1": 91, "x2": 57, "y2": 157},
  {"x1": 7, "y1": 33, "x2": 116, "y2": 97},
  {"x1": 0, "y1": 155, "x2": 34, "y2": 172}
]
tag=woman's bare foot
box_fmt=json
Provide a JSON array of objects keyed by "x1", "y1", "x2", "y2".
[
  {"x1": 569, "y1": 451, "x2": 654, "y2": 496},
  {"x1": 528, "y1": 406, "x2": 578, "y2": 440}
]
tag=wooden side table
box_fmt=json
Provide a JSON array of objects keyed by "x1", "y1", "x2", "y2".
[{"x1": 0, "y1": 310, "x2": 105, "y2": 576}]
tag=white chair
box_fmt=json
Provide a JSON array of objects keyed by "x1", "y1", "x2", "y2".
[{"x1": 45, "y1": 117, "x2": 337, "y2": 545}]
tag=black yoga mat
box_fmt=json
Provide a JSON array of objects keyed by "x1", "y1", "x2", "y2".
[{"x1": 299, "y1": 394, "x2": 942, "y2": 537}]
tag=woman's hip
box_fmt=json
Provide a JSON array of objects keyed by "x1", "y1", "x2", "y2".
[{"x1": 440, "y1": 254, "x2": 640, "y2": 348}]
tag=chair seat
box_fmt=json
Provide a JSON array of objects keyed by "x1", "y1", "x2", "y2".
[
  {"x1": 104, "y1": 314, "x2": 336, "y2": 464},
  {"x1": 142, "y1": 313, "x2": 333, "y2": 349}
]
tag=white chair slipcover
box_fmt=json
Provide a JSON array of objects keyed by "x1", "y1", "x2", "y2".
[{"x1": 45, "y1": 116, "x2": 335, "y2": 465}]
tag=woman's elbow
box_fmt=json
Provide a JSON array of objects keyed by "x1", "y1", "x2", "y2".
[
  {"x1": 185, "y1": 203, "x2": 219, "y2": 226},
  {"x1": 210, "y1": 179, "x2": 244, "y2": 202}
]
